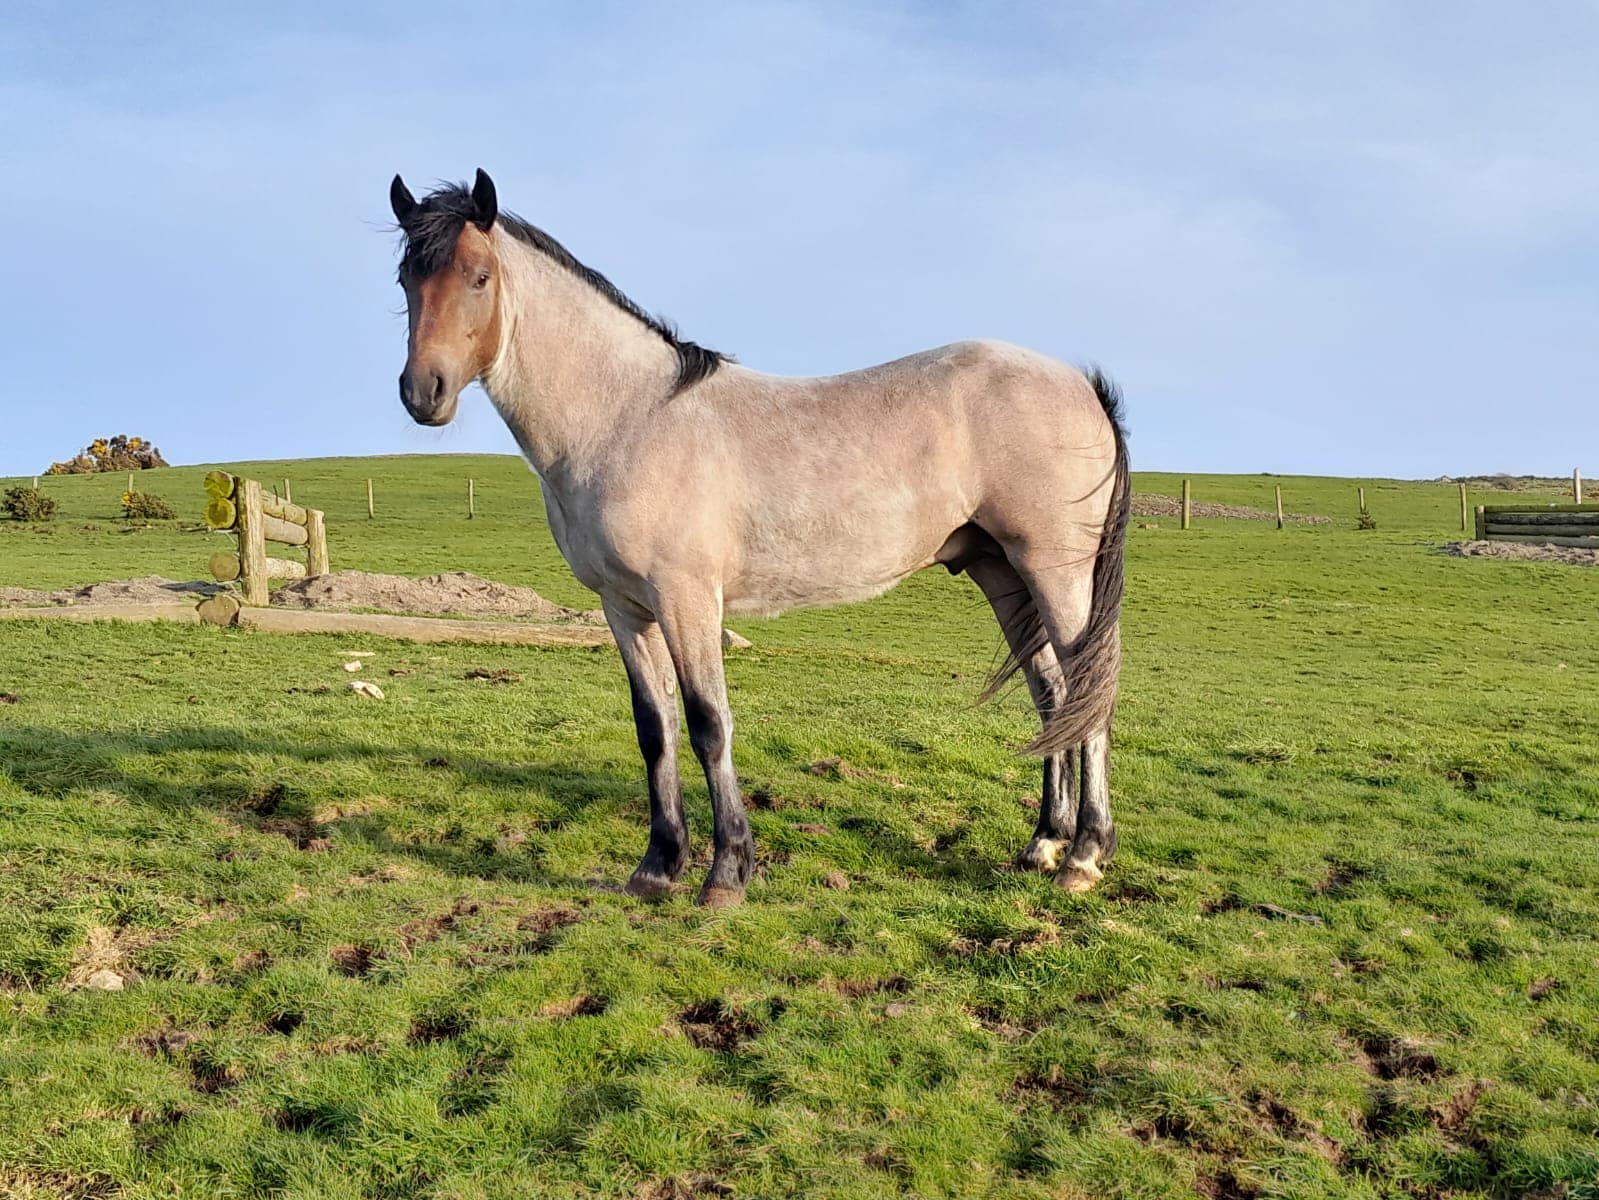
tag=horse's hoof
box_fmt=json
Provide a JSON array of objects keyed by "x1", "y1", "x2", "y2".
[
  {"x1": 625, "y1": 871, "x2": 678, "y2": 900},
  {"x1": 697, "y1": 885, "x2": 745, "y2": 909},
  {"x1": 1056, "y1": 858, "x2": 1104, "y2": 894},
  {"x1": 1015, "y1": 837, "x2": 1068, "y2": 873}
]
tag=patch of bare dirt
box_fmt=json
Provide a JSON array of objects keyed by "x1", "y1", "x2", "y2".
[
  {"x1": 1131, "y1": 494, "x2": 1330, "y2": 524},
  {"x1": 635, "y1": 1176, "x2": 733, "y2": 1200},
  {"x1": 539, "y1": 994, "x2": 609, "y2": 1019},
  {"x1": 676, "y1": 999, "x2": 761, "y2": 1051},
  {"x1": 329, "y1": 944, "x2": 376, "y2": 978},
  {"x1": 63, "y1": 925, "x2": 150, "y2": 991},
  {"x1": 0, "y1": 569, "x2": 609, "y2": 625},
  {"x1": 0, "y1": 576, "x2": 222, "y2": 608},
  {"x1": 1355, "y1": 1033, "x2": 1445, "y2": 1081},
  {"x1": 399, "y1": 898, "x2": 484, "y2": 949},
  {"x1": 272, "y1": 570, "x2": 600, "y2": 621},
  {"x1": 1442, "y1": 540, "x2": 1599, "y2": 567}
]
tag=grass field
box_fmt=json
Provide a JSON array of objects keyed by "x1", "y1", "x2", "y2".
[{"x1": 1, "y1": 456, "x2": 1596, "y2": 1199}]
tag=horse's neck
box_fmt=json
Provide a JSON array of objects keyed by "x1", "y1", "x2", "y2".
[{"x1": 481, "y1": 231, "x2": 675, "y2": 488}]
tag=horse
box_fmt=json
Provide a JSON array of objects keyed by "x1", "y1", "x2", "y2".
[{"x1": 389, "y1": 169, "x2": 1130, "y2": 908}]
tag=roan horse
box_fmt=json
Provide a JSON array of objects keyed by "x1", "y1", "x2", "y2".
[{"x1": 390, "y1": 169, "x2": 1130, "y2": 907}]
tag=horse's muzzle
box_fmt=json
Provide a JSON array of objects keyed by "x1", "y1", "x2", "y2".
[{"x1": 399, "y1": 368, "x2": 459, "y2": 426}]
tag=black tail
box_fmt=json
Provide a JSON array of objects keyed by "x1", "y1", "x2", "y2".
[{"x1": 982, "y1": 366, "x2": 1130, "y2": 756}]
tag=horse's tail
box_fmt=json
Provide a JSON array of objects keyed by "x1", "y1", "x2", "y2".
[{"x1": 982, "y1": 367, "x2": 1130, "y2": 756}]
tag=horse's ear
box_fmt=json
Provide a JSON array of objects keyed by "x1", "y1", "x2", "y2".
[
  {"x1": 471, "y1": 168, "x2": 498, "y2": 232},
  {"x1": 390, "y1": 174, "x2": 418, "y2": 224}
]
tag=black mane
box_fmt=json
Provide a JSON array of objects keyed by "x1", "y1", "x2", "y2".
[{"x1": 396, "y1": 182, "x2": 725, "y2": 395}]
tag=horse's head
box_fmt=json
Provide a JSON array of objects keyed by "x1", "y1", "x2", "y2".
[{"x1": 389, "y1": 168, "x2": 504, "y2": 426}]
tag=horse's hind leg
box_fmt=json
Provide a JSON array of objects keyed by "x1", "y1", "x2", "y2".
[
  {"x1": 966, "y1": 558, "x2": 1079, "y2": 872},
  {"x1": 1011, "y1": 554, "x2": 1118, "y2": 894}
]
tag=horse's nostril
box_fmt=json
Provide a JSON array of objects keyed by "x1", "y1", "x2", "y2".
[{"x1": 430, "y1": 373, "x2": 446, "y2": 405}]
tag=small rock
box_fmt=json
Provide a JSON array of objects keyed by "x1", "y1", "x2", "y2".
[
  {"x1": 342, "y1": 661, "x2": 362, "y2": 672},
  {"x1": 722, "y1": 629, "x2": 753, "y2": 650},
  {"x1": 883, "y1": 1002, "x2": 910, "y2": 1018},
  {"x1": 822, "y1": 871, "x2": 850, "y2": 891},
  {"x1": 347, "y1": 681, "x2": 384, "y2": 700},
  {"x1": 85, "y1": 969, "x2": 125, "y2": 991}
]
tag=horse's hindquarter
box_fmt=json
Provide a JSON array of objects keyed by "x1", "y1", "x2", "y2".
[{"x1": 706, "y1": 342, "x2": 1099, "y2": 615}]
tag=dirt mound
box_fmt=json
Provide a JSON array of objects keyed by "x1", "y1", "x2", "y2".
[
  {"x1": 1441, "y1": 540, "x2": 1599, "y2": 567},
  {"x1": 1131, "y1": 494, "x2": 1331, "y2": 525},
  {"x1": 0, "y1": 576, "x2": 222, "y2": 608},
  {"x1": 271, "y1": 571, "x2": 601, "y2": 621},
  {"x1": 1, "y1": 570, "x2": 601, "y2": 622}
]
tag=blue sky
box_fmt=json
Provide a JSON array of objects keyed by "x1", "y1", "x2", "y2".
[{"x1": 2, "y1": 2, "x2": 1594, "y2": 478}]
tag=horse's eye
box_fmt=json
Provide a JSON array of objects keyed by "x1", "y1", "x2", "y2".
[{"x1": 474, "y1": 272, "x2": 490, "y2": 289}]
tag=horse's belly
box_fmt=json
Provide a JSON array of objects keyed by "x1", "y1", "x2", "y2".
[{"x1": 724, "y1": 507, "x2": 954, "y2": 617}]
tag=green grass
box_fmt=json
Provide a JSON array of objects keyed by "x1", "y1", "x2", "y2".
[{"x1": 1, "y1": 456, "x2": 1596, "y2": 1199}]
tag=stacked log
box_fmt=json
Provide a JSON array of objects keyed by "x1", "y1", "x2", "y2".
[
  {"x1": 1479, "y1": 504, "x2": 1599, "y2": 549},
  {"x1": 199, "y1": 471, "x2": 330, "y2": 614}
]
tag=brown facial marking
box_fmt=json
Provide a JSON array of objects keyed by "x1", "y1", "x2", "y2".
[{"x1": 399, "y1": 225, "x2": 503, "y2": 425}]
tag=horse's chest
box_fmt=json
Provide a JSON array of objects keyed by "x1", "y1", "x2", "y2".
[{"x1": 540, "y1": 483, "x2": 608, "y2": 593}]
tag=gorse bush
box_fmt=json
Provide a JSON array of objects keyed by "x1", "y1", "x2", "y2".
[
  {"x1": 47, "y1": 434, "x2": 169, "y2": 476},
  {"x1": 1357, "y1": 511, "x2": 1378, "y2": 530},
  {"x1": 3, "y1": 487, "x2": 56, "y2": 522},
  {"x1": 121, "y1": 490, "x2": 178, "y2": 520}
]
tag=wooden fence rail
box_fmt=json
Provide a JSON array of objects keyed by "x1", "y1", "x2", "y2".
[{"x1": 201, "y1": 471, "x2": 329, "y2": 612}]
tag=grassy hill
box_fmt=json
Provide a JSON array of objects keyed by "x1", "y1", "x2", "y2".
[{"x1": 1, "y1": 456, "x2": 1596, "y2": 1198}]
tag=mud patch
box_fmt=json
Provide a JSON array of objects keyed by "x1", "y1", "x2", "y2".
[
  {"x1": 540, "y1": 994, "x2": 609, "y2": 1020},
  {"x1": 1356, "y1": 1033, "x2": 1445, "y2": 1081},
  {"x1": 517, "y1": 907, "x2": 582, "y2": 937},
  {"x1": 1008, "y1": 1064, "x2": 1086, "y2": 1110},
  {"x1": 409, "y1": 1010, "x2": 469, "y2": 1043},
  {"x1": 400, "y1": 898, "x2": 483, "y2": 949},
  {"x1": 821, "y1": 975, "x2": 909, "y2": 999},
  {"x1": 677, "y1": 999, "x2": 761, "y2": 1051},
  {"x1": 949, "y1": 922, "x2": 1060, "y2": 957},
  {"x1": 636, "y1": 1175, "x2": 733, "y2": 1200},
  {"x1": 1315, "y1": 861, "x2": 1370, "y2": 895},
  {"x1": 1442, "y1": 540, "x2": 1599, "y2": 567},
  {"x1": 329, "y1": 944, "x2": 376, "y2": 978}
]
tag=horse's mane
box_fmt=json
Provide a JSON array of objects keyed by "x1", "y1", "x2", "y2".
[{"x1": 396, "y1": 182, "x2": 725, "y2": 395}]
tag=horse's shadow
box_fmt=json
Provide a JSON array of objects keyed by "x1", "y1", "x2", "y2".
[{"x1": 0, "y1": 723, "x2": 997, "y2": 893}]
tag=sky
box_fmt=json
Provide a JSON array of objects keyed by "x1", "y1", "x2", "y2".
[{"x1": 1, "y1": 1, "x2": 1595, "y2": 479}]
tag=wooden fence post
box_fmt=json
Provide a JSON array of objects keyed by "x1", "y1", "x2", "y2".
[
  {"x1": 1275, "y1": 485, "x2": 1284, "y2": 530},
  {"x1": 366, "y1": 478, "x2": 374, "y2": 519},
  {"x1": 1459, "y1": 482, "x2": 1468, "y2": 532},
  {"x1": 283, "y1": 479, "x2": 292, "y2": 504},
  {"x1": 1358, "y1": 486, "x2": 1366, "y2": 514},
  {"x1": 1577, "y1": 469, "x2": 1584, "y2": 505},
  {"x1": 468, "y1": 478, "x2": 475, "y2": 519},
  {"x1": 1181, "y1": 479, "x2": 1192, "y2": 530},
  {"x1": 1474, "y1": 505, "x2": 1485, "y2": 541},
  {"x1": 306, "y1": 509, "x2": 329, "y2": 576},
  {"x1": 236, "y1": 478, "x2": 269, "y2": 606}
]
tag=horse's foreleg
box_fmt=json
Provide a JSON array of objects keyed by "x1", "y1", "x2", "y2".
[
  {"x1": 656, "y1": 590, "x2": 753, "y2": 908},
  {"x1": 604, "y1": 600, "x2": 690, "y2": 898}
]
